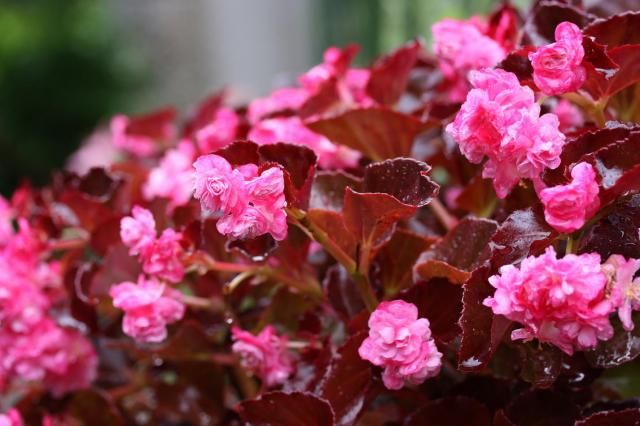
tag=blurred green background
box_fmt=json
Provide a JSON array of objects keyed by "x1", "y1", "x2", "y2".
[{"x1": 0, "y1": 0, "x2": 514, "y2": 196}]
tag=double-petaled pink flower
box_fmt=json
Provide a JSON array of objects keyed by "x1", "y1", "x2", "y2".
[
  {"x1": 143, "y1": 140, "x2": 196, "y2": 211},
  {"x1": 358, "y1": 300, "x2": 442, "y2": 390},
  {"x1": 432, "y1": 17, "x2": 507, "y2": 101},
  {"x1": 604, "y1": 255, "x2": 640, "y2": 331},
  {"x1": 110, "y1": 275, "x2": 185, "y2": 343},
  {"x1": 446, "y1": 68, "x2": 566, "y2": 198},
  {"x1": 195, "y1": 107, "x2": 239, "y2": 153},
  {"x1": 231, "y1": 326, "x2": 293, "y2": 387},
  {"x1": 120, "y1": 206, "x2": 185, "y2": 283},
  {"x1": 529, "y1": 22, "x2": 586, "y2": 95},
  {"x1": 484, "y1": 247, "x2": 614, "y2": 355},
  {"x1": 540, "y1": 162, "x2": 600, "y2": 233},
  {"x1": 193, "y1": 154, "x2": 288, "y2": 241}
]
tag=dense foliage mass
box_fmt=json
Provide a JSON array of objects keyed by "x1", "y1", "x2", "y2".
[{"x1": 2, "y1": 1, "x2": 640, "y2": 424}]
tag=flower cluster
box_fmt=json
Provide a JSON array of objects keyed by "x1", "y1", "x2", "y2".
[
  {"x1": 484, "y1": 247, "x2": 614, "y2": 354},
  {"x1": 0, "y1": 217, "x2": 96, "y2": 396},
  {"x1": 432, "y1": 17, "x2": 507, "y2": 101},
  {"x1": 358, "y1": 300, "x2": 442, "y2": 390},
  {"x1": 193, "y1": 154, "x2": 288, "y2": 241},
  {"x1": 529, "y1": 22, "x2": 585, "y2": 95},
  {"x1": 109, "y1": 275, "x2": 185, "y2": 343},
  {"x1": 446, "y1": 68, "x2": 566, "y2": 198},
  {"x1": 120, "y1": 206, "x2": 185, "y2": 283},
  {"x1": 539, "y1": 162, "x2": 600, "y2": 233},
  {"x1": 231, "y1": 326, "x2": 293, "y2": 387}
]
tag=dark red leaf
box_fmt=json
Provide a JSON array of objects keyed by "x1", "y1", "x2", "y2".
[
  {"x1": 523, "y1": 1, "x2": 592, "y2": 45},
  {"x1": 362, "y1": 158, "x2": 439, "y2": 207},
  {"x1": 306, "y1": 108, "x2": 427, "y2": 161},
  {"x1": 585, "y1": 314, "x2": 640, "y2": 368},
  {"x1": 497, "y1": 47, "x2": 535, "y2": 85},
  {"x1": 376, "y1": 229, "x2": 435, "y2": 296},
  {"x1": 487, "y1": 3, "x2": 522, "y2": 52},
  {"x1": 310, "y1": 171, "x2": 362, "y2": 212},
  {"x1": 124, "y1": 106, "x2": 177, "y2": 141},
  {"x1": 343, "y1": 188, "x2": 417, "y2": 248},
  {"x1": 584, "y1": 11, "x2": 640, "y2": 46},
  {"x1": 214, "y1": 140, "x2": 260, "y2": 166},
  {"x1": 579, "y1": 194, "x2": 640, "y2": 259},
  {"x1": 66, "y1": 390, "x2": 123, "y2": 426},
  {"x1": 226, "y1": 233, "x2": 278, "y2": 262},
  {"x1": 367, "y1": 39, "x2": 422, "y2": 105},
  {"x1": 323, "y1": 264, "x2": 365, "y2": 320},
  {"x1": 498, "y1": 390, "x2": 580, "y2": 426},
  {"x1": 405, "y1": 397, "x2": 492, "y2": 426},
  {"x1": 317, "y1": 332, "x2": 372, "y2": 426},
  {"x1": 238, "y1": 391, "x2": 335, "y2": 426},
  {"x1": 400, "y1": 278, "x2": 463, "y2": 343},
  {"x1": 576, "y1": 408, "x2": 640, "y2": 425},
  {"x1": 516, "y1": 342, "x2": 563, "y2": 388},
  {"x1": 299, "y1": 77, "x2": 341, "y2": 119},
  {"x1": 307, "y1": 209, "x2": 357, "y2": 259},
  {"x1": 182, "y1": 91, "x2": 225, "y2": 137}
]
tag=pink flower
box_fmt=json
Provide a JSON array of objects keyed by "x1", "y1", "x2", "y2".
[
  {"x1": 248, "y1": 117, "x2": 359, "y2": 169},
  {"x1": 120, "y1": 206, "x2": 156, "y2": 256},
  {"x1": 247, "y1": 87, "x2": 309, "y2": 124},
  {"x1": 231, "y1": 326, "x2": 293, "y2": 387},
  {"x1": 446, "y1": 69, "x2": 566, "y2": 198},
  {"x1": 0, "y1": 275, "x2": 50, "y2": 333},
  {"x1": 554, "y1": 99, "x2": 584, "y2": 132},
  {"x1": 604, "y1": 255, "x2": 640, "y2": 331},
  {"x1": 358, "y1": 300, "x2": 442, "y2": 390},
  {"x1": 529, "y1": 21, "x2": 586, "y2": 95},
  {"x1": 110, "y1": 275, "x2": 185, "y2": 343},
  {"x1": 140, "y1": 229, "x2": 185, "y2": 283},
  {"x1": 484, "y1": 247, "x2": 614, "y2": 355},
  {"x1": 193, "y1": 154, "x2": 247, "y2": 214},
  {"x1": 143, "y1": 140, "x2": 196, "y2": 210},
  {"x1": 0, "y1": 409, "x2": 23, "y2": 426},
  {"x1": 298, "y1": 45, "x2": 357, "y2": 92},
  {"x1": 110, "y1": 108, "x2": 177, "y2": 157},
  {"x1": 0, "y1": 319, "x2": 97, "y2": 397},
  {"x1": 195, "y1": 107, "x2": 239, "y2": 153},
  {"x1": 0, "y1": 196, "x2": 13, "y2": 247},
  {"x1": 432, "y1": 18, "x2": 507, "y2": 102},
  {"x1": 540, "y1": 162, "x2": 600, "y2": 233}
]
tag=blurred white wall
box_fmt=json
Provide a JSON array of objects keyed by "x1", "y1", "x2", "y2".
[{"x1": 111, "y1": 0, "x2": 315, "y2": 109}]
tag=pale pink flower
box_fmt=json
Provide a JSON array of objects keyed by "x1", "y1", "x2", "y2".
[
  {"x1": 140, "y1": 228, "x2": 185, "y2": 283},
  {"x1": 358, "y1": 300, "x2": 442, "y2": 390},
  {"x1": 604, "y1": 255, "x2": 640, "y2": 331},
  {"x1": 554, "y1": 99, "x2": 584, "y2": 132},
  {"x1": 484, "y1": 247, "x2": 614, "y2": 355},
  {"x1": 110, "y1": 109, "x2": 176, "y2": 157},
  {"x1": 231, "y1": 326, "x2": 293, "y2": 387},
  {"x1": 247, "y1": 87, "x2": 309, "y2": 124},
  {"x1": 540, "y1": 162, "x2": 600, "y2": 233},
  {"x1": 248, "y1": 116, "x2": 360, "y2": 169},
  {"x1": 446, "y1": 69, "x2": 565, "y2": 198},
  {"x1": 432, "y1": 18, "x2": 507, "y2": 102},
  {"x1": 66, "y1": 127, "x2": 119, "y2": 175},
  {"x1": 0, "y1": 196, "x2": 13, "y2": 247},
  {"x1": 298, "y1": 45, "x2": 355, "y2": 92},
  {"x1": 193, "y1": 154, "x2": 247, "y2": 215},
  {"x1": 529, "y1": 21, "x2": 586, "y2": 95},
  {"x1": 0, "y1": 409, "x2": 23, "y2": 426},
  {"x1": 110, "y1": 275, "x2": 185, "y2": 343},
  {"x1": 195, "y1": 107, "x2": 239, "y2": 153},
  {"x1": 143, "y1": 140, "x2": 196, "y2": 210},
  {"x1": 120, "y1": 206, "x2": 157, "y2": 256}
]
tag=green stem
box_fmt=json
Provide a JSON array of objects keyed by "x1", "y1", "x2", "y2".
[{"x1": 565, "y1": 234, "x2": 575, "y2": 254}]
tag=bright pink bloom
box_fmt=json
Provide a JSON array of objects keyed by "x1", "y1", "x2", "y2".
[
  {"x1": 120, "y1": 206, "x2": 157, "y2": 256},
  {"x1": 0, "y1": 196, "x2": 13, "y2": 246},
  {"x1": 358, "y1": 300, "x2": 442, "y2": 390},
  {"x1": 446, "y1": 69, "x2": 566, "y2": 198},
  {"x1": 231, "y1": 326, "x2": 293, "y2": 387},
  {"x1": 0, "y1": 276, "x2": 50, "y2": 333},
  {"x1": 143, "y1": 140, "x2": 196, "y2": 210},
  {"x1": 110, "y1": 109, "x2": 177, "y2": 157},
  {"x1": 554, "y1": 99, "x2": 584, "y2": 132},
  {"x1": 529, "y1": 22, "x2": 586, "y2": 95},
  {"x1": 0, "y1": 319, "x2": 97, "y2": 397},
  {"x1": 247, "y1": 87, "x2": 309, "y2": 124},
  {"x1": 484, "y1": 247, "x2": 614, "y2": 355},
  {"x1": 604, "y1": 255, "x2": 640, "y2": 331},
  {"x1": 193, "y1": 154, "x2": 247, "y2": 214},
  {"x1": 540, "y1": 162, "x2": 600, "y2": 233},
  {"x1": 195, "y1": 107, "x2": 239, "y2": 153},
  {"x1": 432, "y1": 18, "x2": 507, "y2": 102},
  {"x1": 110, "y1": 275, "x2": 185, "y2": 343},
  {"x1": 248, "y1": 117, "x2": 359, "y2": 169},
  {"x1": 140, "y1": 229, "x2": 185, "y2": 283},
  {"x1": 298, "y1": 45, "x2": 356, "y2": 92},
  {"x1": 0, "y1": 409, "x2": 23, "y2": 426}
]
